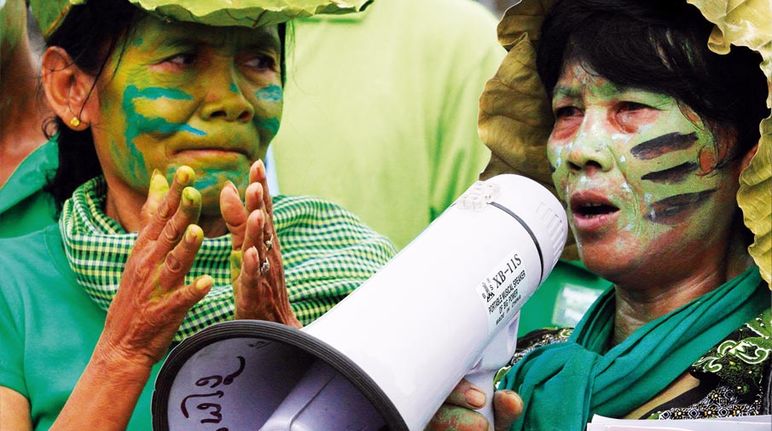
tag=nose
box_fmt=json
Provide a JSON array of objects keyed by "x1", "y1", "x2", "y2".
[
  {"x1": 200, "y1": 66, "x2": 254, "y2": 123},
  {"x1": 565, "y1": 109, "x2": 615, "y2": 173}
]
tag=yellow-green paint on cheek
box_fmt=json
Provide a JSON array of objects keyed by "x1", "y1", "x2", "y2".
[{"x1": 120, "y1": 85, "x2": 205, "y2": 186}]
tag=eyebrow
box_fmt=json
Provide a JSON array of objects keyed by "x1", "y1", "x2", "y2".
[{"x1": 552, "y1": 86, "x2": 582, "y2": 99}]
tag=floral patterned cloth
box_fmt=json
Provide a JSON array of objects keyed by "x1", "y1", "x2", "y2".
[{"x1": 503, "y1": 308, "x2": 772, "y2": 419}]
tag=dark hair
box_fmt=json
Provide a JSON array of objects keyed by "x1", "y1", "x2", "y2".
[
  {"x1": 536, "y1": 0, "x2": 769, "y2": 164},
  {"x1": 44, "y1": 0, "x2": 289, "y2": 209}
]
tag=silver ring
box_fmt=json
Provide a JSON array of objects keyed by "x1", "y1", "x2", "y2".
[{"x1": 260, "y1": 258, "x2": 270, "y2": 274}]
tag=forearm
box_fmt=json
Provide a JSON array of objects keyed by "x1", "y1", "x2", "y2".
[{"x1": 51, "y1": 343, "x2": 153, "y2": 430}]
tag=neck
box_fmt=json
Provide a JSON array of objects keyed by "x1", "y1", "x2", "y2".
[
  {"x1": 104, "y1": 177, "x2": 228, "y2": 237},
  {"x1": 611, "y1": 225, "x2": 751, "y2": 345},
  {"x1": 0, "y1": 34, "x2": 51, "y2": 185}
]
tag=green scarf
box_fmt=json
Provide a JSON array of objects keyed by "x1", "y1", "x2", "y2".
[
  {"x1": 59, "y1": 177, "x2": 396, "y2": 342},
  {"x1": 60, "y1": 178, "x2": 238, "y2": 342},
  {"x1": 500, "y1": 265, "x2": 766, "y2": 430}
]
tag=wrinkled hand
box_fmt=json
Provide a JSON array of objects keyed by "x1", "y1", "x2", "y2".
[
  {"x1": 426, "y1": 379, "x2": 523, "y2": 431},
  {"x1": 98, "y1": 166, "x2": 213, "y2": 367},
  {"x1": 220, "y1": 160, "x2": 300, "y2": 327}
]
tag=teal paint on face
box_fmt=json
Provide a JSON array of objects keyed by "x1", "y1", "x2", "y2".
[
  {"x1": 132, "y1": 37, "x2": 143, "y2": 47},
  {"x1": 194, "y1": 173, "x2": 219, "y2": 190},
  {"x1": 254, "y1": 84, "x2": 282, "y2": 102},
  {"x1": 121, "y1": 85, "x2": 206, "y2": 182},
  {"x1": 255, "y1": 117, "x2": 280, "y2": 135},
  {"x1": 229, "y1": 83, "x2": 239, "y2": 93}
]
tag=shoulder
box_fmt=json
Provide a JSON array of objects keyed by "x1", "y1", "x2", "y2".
[
  {"x1": 0, "y1": 138, "x2": 58, "y2": 220},
  {"x1": 645, "y1": 309, "x2": 772, "y2": 419},
  {"x1": 0, "y1": 226, "x2": 59, "y2": 279},
  {"x1": 0, "y1": 226, "x2": 65, "y2": 327}
]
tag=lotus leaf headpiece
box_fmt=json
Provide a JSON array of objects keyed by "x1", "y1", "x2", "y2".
[{"x1": 30, "y1": 0, "x2": 371, "y2": 40}]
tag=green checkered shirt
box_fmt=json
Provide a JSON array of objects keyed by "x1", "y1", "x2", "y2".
[{"x1": 60, "y1": 177, "x2": 396, "y2": 341}]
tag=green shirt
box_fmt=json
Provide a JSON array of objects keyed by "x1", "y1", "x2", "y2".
[
  {"x1": 0, "y1": 139, "x2": 58, "y2": 237},
  {"x1": 0, "y1": 196, "x2": 395, "y2": 430},
  {"x1": 272, "y1": 0, "x2": 505, "y2": 248}
]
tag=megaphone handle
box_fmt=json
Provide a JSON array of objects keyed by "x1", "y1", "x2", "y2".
[{"x1": 464, "y1": 369, "x2": 495, "y2": 431}]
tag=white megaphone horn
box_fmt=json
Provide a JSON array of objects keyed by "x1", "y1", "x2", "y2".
[{"x1": 152, "y1": 174, "x2": 567, "y2": 431}]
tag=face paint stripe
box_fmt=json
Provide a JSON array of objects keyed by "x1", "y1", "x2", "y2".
[
  {"x1": 646, "y1": 189, "x2": 717, "y2": 225},
  {"x1": 641, "y1": 161, "x2": 699, "y2": 184},
  {"x1": 254, "y1": 84, "x2": 282, "y2": 102},
  {"x1": 630, "y1": 132, "x2": 697, "y2": 160}
]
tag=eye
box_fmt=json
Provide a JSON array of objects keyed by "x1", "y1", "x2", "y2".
[
  {"x1": 616, "y1": 101, "x2": 659, "y2": 131},
  {"x1": 158, "y1": 53, "x2": 196, "y2": 70},
  {"x1": 555, "y1": 106, "x2": 582, "y2": 119},
  {"x1": 243, "y1": 54, "x2": 277, "y2": 72},
  {"x1": 618, "y1": 101, "x2": 651, "y2": 112},
  {"x1": 551, "y1": 105, "x2": 583, "y2": 138}
]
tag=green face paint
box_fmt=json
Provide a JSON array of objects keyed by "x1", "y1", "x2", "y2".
[
  {"x1": 546, "y1": 63, "x2": 740, "y2": 282},
  {"x1": 255, "y1": 84, "x2": 283, "y2": 102},
  {"x1": 91, "y1": 15, "x2": 283, "y2": 214}
]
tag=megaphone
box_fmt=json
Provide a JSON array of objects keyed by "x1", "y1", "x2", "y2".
[{"x1": 152, "y1": 174, "x2": 567, "y2": 431}]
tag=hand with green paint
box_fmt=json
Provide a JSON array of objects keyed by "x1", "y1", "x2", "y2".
[
  {"x1": 99, "y1": 166, "x2": 212, "y2": 366},
  {"x1": 427, "y1": 379, "x2": 522, "y2": 431},
  {"x1": 54, "y1": 166, "x2": 213, "y2": 429},
  {"x1": 221, "y1": 160, "x2": 301, "y2": 327}
]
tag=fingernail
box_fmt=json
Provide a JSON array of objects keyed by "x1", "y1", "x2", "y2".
[
  {"x1": 226, "y1": 180, "x2": 239, "y2": 195},
  {"x1": 176, "y1": 166, "x2": 195, "y2": 185},
  {"x1": 182, "y1": 187, "x2": 200, "y2": 206},
  {"x1": 230, "y1": 250, "x2": 243, "y2": 270},
  {"x1": 149, "y1": 169, "x2": 169, "y2": 195},
  {"x1": 465, "y1": 388, "x2": 485, "y2": 408},
  {"x1": 185, "y1": 225, "x2": 202, "y2": 244},
  {"x1": 195, "y1": 275, "x2": 213, "y2": 290}
]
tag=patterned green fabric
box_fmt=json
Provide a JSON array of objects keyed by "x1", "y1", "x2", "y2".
[
  {"x1": 500, "y1": 266, "x2": 767, "y2": 430},
  {"x1": 60, "y1": 176, "x2": 396, "y2": 342}
]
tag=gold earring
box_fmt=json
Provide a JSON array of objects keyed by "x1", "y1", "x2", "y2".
[{"x1": 69, "y1": 117, "x2": 81, "y2": 127}]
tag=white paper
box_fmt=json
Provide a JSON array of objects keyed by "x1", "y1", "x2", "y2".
[{"x1": 587, "y1": 414, "x2": 771, "y2": 431}]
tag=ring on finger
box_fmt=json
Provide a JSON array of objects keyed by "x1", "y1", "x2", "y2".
[{"x1": 260, "y1": 258, "x2": 270, "y2": 274}]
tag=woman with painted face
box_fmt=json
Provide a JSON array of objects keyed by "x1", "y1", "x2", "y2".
[
  {"x1": 429, "y1": 0, "x2": 771, "y2": 429},
  {"x1": 0, "y1": 0, "x2": 395, "y2": 429}
]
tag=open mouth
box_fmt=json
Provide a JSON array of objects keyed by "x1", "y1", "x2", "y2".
[
  {"x1": 572, "y1": 202, "x2": 619, "y2": 218},
  {"x1": 570, "y1": 192, "x2": 620, "y2": 229}
]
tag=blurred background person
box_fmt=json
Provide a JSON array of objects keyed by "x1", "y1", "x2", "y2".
[
  {"x1": 0, "y1": 0, "x2": 56, "y2": 237},
  {"x1": 270, "y1": 0, "x2": 504, "y2": 249}
]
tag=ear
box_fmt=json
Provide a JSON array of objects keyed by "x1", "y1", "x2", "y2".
[{"x1": 41, "y1": 47, "x2": 98, "y2": 131}]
